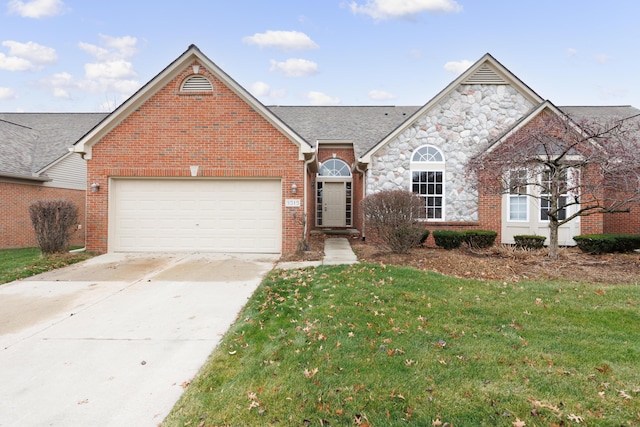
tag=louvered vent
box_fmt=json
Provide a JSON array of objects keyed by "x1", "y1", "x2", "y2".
[
  {"x1": 181, "y1": 75, "x2": 213, "y2": 92},
  {"x1": 463, "y1": 64, "x2": 508, "y2": 85}
]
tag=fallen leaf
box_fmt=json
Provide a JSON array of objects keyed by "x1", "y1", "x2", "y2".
[
  {"x1": 619, "y1": 390, "x2": 632, "y2": 400},
  {"x1": 568, "y1": 413, "x2": 584, "y2": 423},
  {"x1": 303, "y1": 367, "x2": 319, "y2": 378},
  {"x1": 513, "y1": 417, "x2": 526, "y2": 427},
  {"x1": 432, "y1": 419, "x2": 443, "y2": 426}
]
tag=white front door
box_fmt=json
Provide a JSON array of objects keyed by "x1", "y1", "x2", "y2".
[{"x1": 323, "y1": 182, "x2": 346, "y2": 227}]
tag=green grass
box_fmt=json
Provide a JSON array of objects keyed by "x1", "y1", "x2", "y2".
[
  {"x1": 163, "y1": 264, "x2": 640, "y2": 426},
  {"x1": 0, "y1": 247, "x2": 92, "y2": 284}
]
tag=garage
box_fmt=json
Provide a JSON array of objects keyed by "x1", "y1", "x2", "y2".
[{"x1": 109, "y1": 179, "x2": 282, "y2": 253}]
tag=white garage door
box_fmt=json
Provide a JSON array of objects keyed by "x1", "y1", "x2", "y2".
[{"x1": 110, "y1": 179, "x2": 281, "y2": 253}]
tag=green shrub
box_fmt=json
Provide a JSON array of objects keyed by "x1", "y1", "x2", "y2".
[
  {"x1": 573, "y1": 234, "x2": 640, "y2": 254},
  {"x1": 611, "y1": 234, "x2": 640, "y2": 252},
  {"x1": 513, "y1": 234, "x2": 546, "y2": 250},
  {"x1": 419, "y1": 229, "x2": 430, "y2": 245},
  {"x1": 433, "y1": 230, "x2": 464, "y2": 250},
  {"x1": 463, "y1": 230, "x2": 497, "y2": 248}
]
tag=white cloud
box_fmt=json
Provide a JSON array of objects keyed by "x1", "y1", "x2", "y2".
[
  {"x1": 567, "y1": 48, "x2": 578, "y2": 57},
  {"x1": 78, "y1": 34, "x2": 138, "y2": 61},
  {"x1": 243, "y1": 30, "x2": 318, "y2": 51},
  {"x1": 595, "y1": 54, "x2": 611, "y2": 64},
  {"x1": 0, "y1": 40, "x2": 57, "y2": 71},
  {"x1": 84, "y1": 59, "x2": 137, "y2": 79},
  {"x1": 269, "y1": 58, "x2": 318, "y2": 77},
  {"x1": 369, "y1": 89, "x2": 395, "y2": 101},
  {"x1": 7, "y1": 0, "x2": 65, "y2": 18},
  {"x1": 0, "y1": 87, "x2": 18, "y2": 100},
  {"x1": 39, "y1": 35, "x2": 140, "y2": 105},
  {"x1": 306, "y1": 91, "x2": 340, "y2": 105},
  {"x1": 2, "y1": 40, "x2": 57, "y2": 64},
  {"x1": 349, "y1": 0, "x2": 462, "y2": 20},
  {"x1": 251, "y1": 81, "x2": 271, "y2": 97},
  {"x1": 444, "y1": 59, "x2": 473, "y2": 74},
  {"x1": 52, "y1": 86, "x2": 69, "y2": 98},
  {"x1": 250, "y1": 81, "x2": 286, "y2": 100},
  {"x1": 0, "y1": 52, "x2": 32, "y2": 71}
]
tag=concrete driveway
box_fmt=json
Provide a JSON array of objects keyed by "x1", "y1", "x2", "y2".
[{"x1": 0, "y1": 252, "x2": 278, "y2": 426}]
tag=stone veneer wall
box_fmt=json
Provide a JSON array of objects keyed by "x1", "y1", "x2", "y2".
[{"x1": 367, "y1": 84, "x2": 535, "y2": 221}]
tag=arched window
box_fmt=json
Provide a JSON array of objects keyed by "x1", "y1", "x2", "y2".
[
  {"x1": 180, "y1": 75, "x2": 213, "y2": 92},
  {"x1": 318, "y1": 159, "x2": 351, "y2": 177},
  {"x1": 410, "y1": 145, "x2": 445, "y2": 220},
  {"x1": 412, "y1": 145, "x2": 444, "y2": 162}
]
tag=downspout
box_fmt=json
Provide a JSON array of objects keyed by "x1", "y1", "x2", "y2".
[
  {"x1": 303, "y1": 151, "x2": 317, "y2": 243},
  {"x1": 353, "y1": 161, "x2": 367, "y2": 241}
]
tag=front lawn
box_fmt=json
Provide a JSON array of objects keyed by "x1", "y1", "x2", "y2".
[
  {"x1": 0, "y1": 247, "x2": 92, "y2": 284},
  {"x1": 163, "y1": 264, "x2": 640, "y2": 426}
]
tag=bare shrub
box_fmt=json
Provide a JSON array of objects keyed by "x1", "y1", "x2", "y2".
[
  {"x1": 29, "y1": 199, "x2": 79, "y2": 254},
  {"x1": 361, "y1": 190, "x2": 424, "y2": 253}
]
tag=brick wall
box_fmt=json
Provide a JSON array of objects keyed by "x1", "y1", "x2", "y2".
[
  {"x1": 0, "y1": 181, "x2": 85, "y2": 249},
  {"x1": 86, "y1": 61, "x2": 305, "y2": 254},
  {"x1": 315, "y1": 147, "x2": 364, "y2": 231}
]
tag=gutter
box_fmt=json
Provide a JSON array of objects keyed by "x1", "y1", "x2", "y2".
[
  {"x1": 353, "y1": 161, "x2": 368, "y2": 240},
  {"x1": 303, "y1": 151, "x2": 317, "y2": 241},
  {"x1": 0, "y1": 172, "x2": 51, "y2": 182}
]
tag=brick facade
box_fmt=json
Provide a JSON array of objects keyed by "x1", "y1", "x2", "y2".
[
  {"x1": 85, "y1": 61, "x2": 305, "y2": 254},
  {"x1": 0, "y1": 181, "x2": 85, "y2": 249}
]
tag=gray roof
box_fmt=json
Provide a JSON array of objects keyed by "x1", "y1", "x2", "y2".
[
  {"x1": 559, "y1": 105, "x2": 640, "y2": 122},
  {"x1": 268, "y1": 106, "x2": 421, "y2": 158},
  {"x1": 0, "y1": 113, "x2": 107, "y2": 180},
  {"x1": 2, "y1": 105, "x2": 637, "y2": 181}
]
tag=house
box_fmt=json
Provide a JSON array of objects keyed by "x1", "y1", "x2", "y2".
[
  {"x1": 0, "y1": 113, "x2": 106, "y2": 249},
  {"x1": 44, "y1": 44, "x2": 638, "y2": 254}
]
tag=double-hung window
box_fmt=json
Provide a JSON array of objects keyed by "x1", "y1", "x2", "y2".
[
  {"x1": 508, "y1": 169, "x2": 528, "y2": 221},
  {"x1": 411, "y1": 145, "x2": 445, "y2": 220},
  {"x1": 540, "y1": 169, "x2": 567, "y2": 221}
]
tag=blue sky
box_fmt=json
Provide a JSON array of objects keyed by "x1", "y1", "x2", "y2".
[{"x1": 1, "y1": 0, "x2": 639, "y2": 112}]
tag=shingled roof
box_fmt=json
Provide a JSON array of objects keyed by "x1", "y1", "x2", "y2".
[
  {"x1": 0, "y1": 113, "x2": 107, "y2": 180},
  {"x1": 268, "y1": 106, "x2": 421, "y2": 158}
]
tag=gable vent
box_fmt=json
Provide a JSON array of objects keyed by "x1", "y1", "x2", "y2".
[
  {"x1": 181, "y1": 75, "x2": 213, "y2": 92},
  {"x1": 462, "y1": 64, "x2": 508, "y2": 85}
]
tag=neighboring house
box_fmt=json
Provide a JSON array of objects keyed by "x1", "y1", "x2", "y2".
[
  {"x1": 0, "y1": 113, "x2": 106, "y2": 249},
  {"x1": 69, "y1": 45, "x2": 637, "y2": 254}
]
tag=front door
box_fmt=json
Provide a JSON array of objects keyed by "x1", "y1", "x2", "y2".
[{"x1": 323, "y1": 182, "x2": 346, "y2": 227}]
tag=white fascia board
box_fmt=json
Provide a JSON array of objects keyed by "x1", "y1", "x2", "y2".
[
  {"x1": 359, "y1": 53, "x2": 544, "y2": 164},
  {"x1": 485, "y1": 101, "x2": 590, "y2": 155},
  {"x1": 74, "y1": 45, "x2": 313, "y2": 158}
]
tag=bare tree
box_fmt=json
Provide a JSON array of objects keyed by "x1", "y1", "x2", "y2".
[
  {"x1": 361, "y1": 190, "x2": 424, "y2": 253},
  {"x1": 466, "y1": 104, "x2": 640, "y2": 259}
]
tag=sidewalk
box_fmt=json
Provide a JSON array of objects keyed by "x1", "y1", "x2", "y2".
[{"x1": 275, "y1": 237, "x2": 358, "y2": 269}]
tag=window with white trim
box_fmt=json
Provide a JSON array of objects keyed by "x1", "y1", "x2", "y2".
[
  {"x1": 411, "y1": 145, "x2": 445, "y2": 220},
  {"x1": 319, "y1": 159, "x2": 352, "y2": 177},
  {"x1": 540, "y1": 169, "x2": 568, "y2": 221},
  {"x1": 508, "y1": 169, "x2": 528, "y2": 221}
]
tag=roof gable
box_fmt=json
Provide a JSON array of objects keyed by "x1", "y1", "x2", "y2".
[
  {"x1": 73, "y1": 45, "x2": 312, "y2": 159},
  {"x1": 359, "y1": 53, "x2": 544, "y2": 163}
]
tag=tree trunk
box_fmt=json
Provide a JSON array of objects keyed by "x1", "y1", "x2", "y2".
[{"x1": 548, "y1": 219, "x2": 559, "y2": 259}]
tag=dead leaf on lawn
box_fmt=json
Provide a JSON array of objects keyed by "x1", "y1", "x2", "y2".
[
  {"x1": 303, "y1": 367, "x2": 319, "y2": 378},
  {"x1": 619, "y1": 390, "x2": 632, "y2": 400},
  {"x1": 512, "y1": 417, "x2": 526, "y2": 427},
  {"x1": 568, "y1": 413, "x2": 584, "y2": 423}
]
